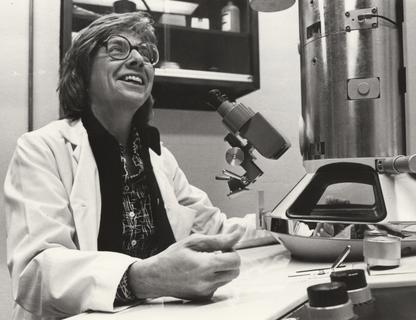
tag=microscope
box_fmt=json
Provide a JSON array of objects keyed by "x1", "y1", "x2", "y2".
[
  {"x1": 211, "y1": 0, "x2": 416, "y2": 224},
  {"x1": 268, "y1": 0, "x2": 416, "y2": 228},
  {"x1": 244, "y1": 0, "x2": 416, "y2": 261},
  {"x1": 207, "y1": 89, "x2": 291, "y2": 197},
  {"x1": 248, "y1": 2, "x2": 416, "y2": 319}
]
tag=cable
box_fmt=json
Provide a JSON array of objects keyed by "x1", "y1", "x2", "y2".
[
  {"x1": 357, "y1": 14, "x2": 397, "y2": 26},
  {"x1": 140, "y1": 0, "x2": 152, "y2": 14}
]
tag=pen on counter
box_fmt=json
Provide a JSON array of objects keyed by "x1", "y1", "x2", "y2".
[
  {"x1": 290, "y1": 245, "x2": 352, "y2": 277},
  {"x1": 295, "y1": 264, "x2": 347, "y2": 274},
  {"x1": 331, "y1": 245, "x2": 352, "y2": 270}
]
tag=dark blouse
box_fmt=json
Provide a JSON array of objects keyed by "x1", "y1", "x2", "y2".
[
  {"x1": 81, "y1": 108, "x2": 176, "y2": 303},
  {"x1": 120, "y1": 128, "x2": 162, "y2": 258}
]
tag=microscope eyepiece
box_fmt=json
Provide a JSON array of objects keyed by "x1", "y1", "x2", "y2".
[
  {"x1": 207, "y1": 88, "x2": 291, "y2": 195},
  {"x1": 207, "y1": 88, "x2": 291, "y2": 160},
  {"x1": 207, "y1": 89, "x2": 229, "y2": 111}
]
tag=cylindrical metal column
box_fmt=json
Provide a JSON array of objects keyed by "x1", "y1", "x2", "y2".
[{"x1": 298, "y1": 0, "x2": 405, "y2": 161}]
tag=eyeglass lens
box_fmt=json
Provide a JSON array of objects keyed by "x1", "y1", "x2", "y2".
[{"x1": 106, "y1": 36, "x2": 159, "y2": 65}]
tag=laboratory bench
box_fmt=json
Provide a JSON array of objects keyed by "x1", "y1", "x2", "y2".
[{"x1": 67, "y1": 242, "x2": 416, "y2": 320}]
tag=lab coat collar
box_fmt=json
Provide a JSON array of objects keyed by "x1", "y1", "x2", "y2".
[
  {"x1": 62, "y1": 108, "x2": 162, "y2": 156},
  {"x1": 58, "y1": 118, "x2": 86, "y2": 148}
]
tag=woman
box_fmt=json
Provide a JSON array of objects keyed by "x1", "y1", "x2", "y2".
[{"x1": 4, "y1": 11, "x2": 264, "y2": 320}]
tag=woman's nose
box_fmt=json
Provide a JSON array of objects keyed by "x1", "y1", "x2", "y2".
[{"x1": 126, "y1": 49, "x2": 145, "y2": 67}]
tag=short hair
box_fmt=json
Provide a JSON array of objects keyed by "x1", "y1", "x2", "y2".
[{"x1": 58, "y1": 12, "x2": 157, "y2": 122}]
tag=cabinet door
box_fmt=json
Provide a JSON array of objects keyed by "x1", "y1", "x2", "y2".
[{"x1": 62, "y1": 0, "x2": 259, "y2": 109}]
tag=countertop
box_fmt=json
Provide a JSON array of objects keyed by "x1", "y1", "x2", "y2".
[{"x1": 68, "y1": 243, "x2": 416, "y2": 320}]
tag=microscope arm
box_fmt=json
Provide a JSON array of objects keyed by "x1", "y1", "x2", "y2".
[{"x1": 215, "y1": 133, "x2": 264, "y2": 197}]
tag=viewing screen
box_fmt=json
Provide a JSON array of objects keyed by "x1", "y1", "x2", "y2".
[{"x1": 287, "y1": 163, "x2": 386, "y2": 222}]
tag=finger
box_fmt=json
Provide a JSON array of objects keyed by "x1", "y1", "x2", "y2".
[
  {"x1": 201, "y1": 276, "x2": 238, "y2": 297},
  {"x1": 195, "y1": 270, "x2": 241, "y2": 299},
  {"x1": 224, "y1": 223, "x2": 247, "y2": 235},
  {"x1": 218, "y1": 229, "x2": 244, "y2": 250},
  {"x1": 206, "y1": 274, "x2": 239, "y2": 294},
  {"x1": 187, "y1": 229, "x2": 245, "y2": 252},
  {"x1": 211, "y1": 269, "x2": 240, "y2": 284},
  {"x1": 212, "y1": 281, "x2": 231, "y2": 290},
  {"x1": 186, "y1": 292, "x2": 215, "y2": 302},
  {"x1": 212, "y1": 251, "x2": 241, "y2": 271}
]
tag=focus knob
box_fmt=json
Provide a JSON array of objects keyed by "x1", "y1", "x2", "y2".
[
  {"x1": 331, "y1": 269, "x2": 373, "y2": 305},
  {"x1": 330, "y1": 269, "x2": 367, "y2": 291},
  {"x1": 308, "y1": 282, "x2": 349, "y2": 307},
  {"x1": 226, "y1": 147, "x2": 244, "y2": 166},
  {"x1": 306, "y1": 282, "x2": 356, "y2": 320}
]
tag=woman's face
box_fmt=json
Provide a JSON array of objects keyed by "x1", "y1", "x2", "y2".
[{"x1": 88, "y1": 30, "x2": 155, "y2": 116}]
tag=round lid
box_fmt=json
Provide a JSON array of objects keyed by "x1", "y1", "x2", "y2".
[
  {"x1": 250, "y1": 0, "x2": 296, "y2": 12},
  {"x1": 307, "y1": 282, "x2": 349, "y2": 307},
  {"x1": 364, "y1": 229, "x2": 388, "y2": 238},
  {"x1": 330, "y1": 269, "x2": 367, "y2": 290},
  {"x1": 113, "y1": 0, "x2": 137, "y2": 13}
]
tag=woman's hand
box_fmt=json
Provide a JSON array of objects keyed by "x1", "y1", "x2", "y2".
[{"x1": 128, "y1": 228, "x2": 244, "y2": 301}]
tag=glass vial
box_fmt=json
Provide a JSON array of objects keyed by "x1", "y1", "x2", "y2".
[{"x1": 221, "y1": 1, "x2": 240, "y2": 32}]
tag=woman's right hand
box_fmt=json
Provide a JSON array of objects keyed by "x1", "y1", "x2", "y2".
[{"x1": 127, "y1": 228, "x2": 244, "y2": 301}]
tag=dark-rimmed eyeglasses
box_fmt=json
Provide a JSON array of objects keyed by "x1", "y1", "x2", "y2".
[{"x1": 103, "y1": 35, "x2": 159, "y2": 66}]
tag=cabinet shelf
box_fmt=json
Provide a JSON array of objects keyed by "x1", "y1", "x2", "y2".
[
  {"x1": 61, "y1": 0, "x2": 260, "y2": 110},
  {"x1": 155, "y1": 24, "x2": 251, "y2": 37},
  {"x1": 155, "y1": 68, "x2": 253, "y2": 82}
]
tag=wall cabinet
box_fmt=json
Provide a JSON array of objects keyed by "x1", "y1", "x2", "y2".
[{"x1": 61, "y1": 0, "x2": 260, "y2": 110}]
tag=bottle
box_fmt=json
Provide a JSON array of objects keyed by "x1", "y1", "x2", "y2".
[{"x1": 221, "y1": 1, "x2": 240, "y2": 32}]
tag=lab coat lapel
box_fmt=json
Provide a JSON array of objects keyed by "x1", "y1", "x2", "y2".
[
  {"x1": 150, "y1": 150, "x2": 195, "y2": 241},
  {"x1": 62, "y1": 120, "x2": 101, "y2": 250}
]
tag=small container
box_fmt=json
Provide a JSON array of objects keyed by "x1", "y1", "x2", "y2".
[
  {"x1": 191, "y1": 17, "x2": 210, "y2": 29},
  {"x1": 159, "y1": 13, "x2": 186, "y2": 27},
  {"x1": 363, "y1": 230, "x2": 401, "y2": 269},
  {"x1": 221, "y1": 1, "x2": 240, "y2": 32}
]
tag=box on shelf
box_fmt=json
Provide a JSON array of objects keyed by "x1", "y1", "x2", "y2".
[
  {"x1": 159, "y1": 13, "x2": 186, "y2": 27},
  {"x1": 191, "y1": 17, "x2": 210, "y2": 30}
]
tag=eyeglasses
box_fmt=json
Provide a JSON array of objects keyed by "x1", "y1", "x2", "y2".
[{"x1": 103, "y1": 35, "x2": 159, "y2": 66}]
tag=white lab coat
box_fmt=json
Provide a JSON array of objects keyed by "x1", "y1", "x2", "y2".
[{"x1": 4, "y1": 119, "x2": 258, "y2": 320}]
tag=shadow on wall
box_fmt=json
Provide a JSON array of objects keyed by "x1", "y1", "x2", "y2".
[
  {"x1": 153, "y1": 109, "x2": 226, "y2": 136},
  {"x1": 1, "y1": 195, "x2": 12, "y2": 319},
  {"x1": 0, "y1": 266, "x2": 12, "y2": 320}
]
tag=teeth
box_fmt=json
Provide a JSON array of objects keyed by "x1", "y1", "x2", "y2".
[{"x1": 123, "y1": 75, "x2": 143, "y2": 84}]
